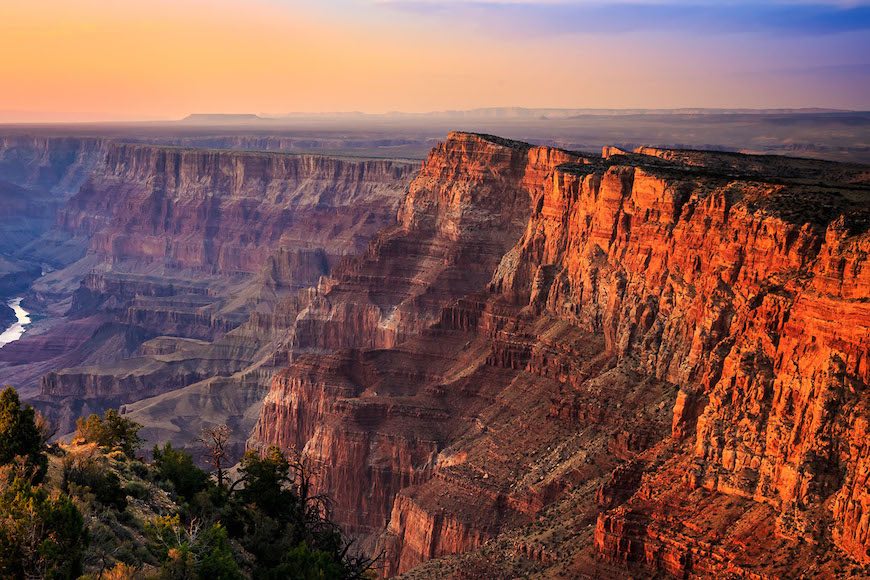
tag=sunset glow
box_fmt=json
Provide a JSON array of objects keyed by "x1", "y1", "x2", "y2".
[{"x1": 1, "y1": 0, "x2": 868, "y2": 121}]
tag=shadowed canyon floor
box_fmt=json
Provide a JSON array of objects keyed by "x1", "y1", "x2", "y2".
[{"x1": 0, "y1": 127, "x2": 868, "y2": 577}]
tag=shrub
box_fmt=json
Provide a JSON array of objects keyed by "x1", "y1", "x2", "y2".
[
  {"x1": 123, "y1": 480, "x2": 150, "y2": 501},
  {"x1": 129, "y1": 459, "x2": 150, "y2": 479},
  {"x1": 147, "y1": 516, "x2": 243, "y2": 580},
  {"x1": 74, "y1": 409, "x2": 142, "y2": 458},
  {"x1": 229, "y1": 447, "x2": 373, "y2": 578},
  {"x1": 62, "y1": 454, "x2": 127, "y2": 511},
  {"x1": 0, "y1": 386, "x2": 47, "y2": 481},
  {"x1": 263, "y1": 543, "x2": 347, "y2": 580},
  {"x1": 153, "y1": 442, "x2": 209, "y2": 502},
  {"x1": 0, "y1": 477, "x2": 87, "y2": 579},
  {"x1": 101, "y1": 562, "x2": 139, "y2": 580}
]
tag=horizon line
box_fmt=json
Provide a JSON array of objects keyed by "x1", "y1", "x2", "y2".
[{"x1": 1, "y1": 105, "x2": 867, "y2": 126}]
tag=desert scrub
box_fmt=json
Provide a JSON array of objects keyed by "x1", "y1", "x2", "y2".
[{"x1": 124, "y1": 480, "x2": 150, "y2": 500}]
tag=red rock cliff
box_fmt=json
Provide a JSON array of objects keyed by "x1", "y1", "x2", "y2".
[
  {"x1": 252, "y1": 134, "x2": 870, "y2": 577},
  {"x1": 251, "y1": 133, "x2": 583, "y2": 541},
  {"x1": 493, "y1": 146, "x2": 870, "y2": 573},
  {"x1": 496, "y1": 150, "x2": 866, "y2": 421},
  {"x1": 276, "y1": 132, "x2": 581, "y2": 354}
]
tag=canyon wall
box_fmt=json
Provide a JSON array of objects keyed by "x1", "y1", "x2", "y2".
[
  {"x1": 1, "y1": 143, "x2": 415, "y2": 437},
  {"x1": 0, "y1": 134, "x2": 108, "y2": 197},
  {"x1": 2, "y1": 129, "x2": 866, "y2": 576},
  {"x1": 273, "y1": 133, "x2": 582, "y2": 356},
  {"x1": 251, "y1": 133, "x2": 870, "y2": 577},
  {"x1": 58, "y1": 143, "x2": 415, "y2": 274},
  {"x1": 495, "y1": 145, "x2": 870, "y2": 575},
  {"x1": 0, "y1": 135, "x2": 111, "y2": 298}
]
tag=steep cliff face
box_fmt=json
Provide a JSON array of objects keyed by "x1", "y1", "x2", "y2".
[
  {"x1": 0, "y1": 135, "x2": 110, "y2": 295},
  {"x1": 0, "y1": 134, "x2": 108, "y2": 196},
  {"x1": 4, "y1": 145, "x2": 414, "y2": 435},
  {"x1": 58, "y1": 143, "x2": 415, "y2": 274},
  {"x1": 504, "y1": 149, "x2": 869, "y2": 571},
  {"x1": 249, "y1": 134, "x2": 585, "y2": 555},
  {"x1": 0, "y1": 179, "x2": 58, "y2": 258},
  {"x1": 251, "y1": 133, "x2": 870, "y2": 577},
  {"x1": 495, "y1": 147, "x2": 868, "y2": 574},
  {"x1": 276, "y1": 133, "x2": 582, "y2": 355}
]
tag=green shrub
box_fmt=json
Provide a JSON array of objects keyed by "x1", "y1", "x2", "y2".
[
  {"x1": 129, "y1": 459, "x2": 150, "y2": 479},
  {"x1": 74, "y1": 409, "x2": 142, "y2": 458},
  {"x1": 262, "y1": 543, "x2": 347, "y2": 580},
  {"x1": 153, "y1": 442, "x2": 209, "y2": 502},
  {"x1": 123, "y1": 480, "x2": 150, "y2": 500},
  {"x1": 229, "y1": 446, "x2": 373, "y2": 578},
  {"x1": 0, "y1": 477, "x2": 87, "y2": 579},
  {"x1": 147, "y1": 516, "x2": 243, "y2": 580},
  {"x1": 62, "y1": 455, "x2": 127, "y2": 511},
  {"x1": 0, "y1": 386, "x2": 47, "y2": 481}
]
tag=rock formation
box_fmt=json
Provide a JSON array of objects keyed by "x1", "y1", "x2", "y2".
[
  {"x1": 0, "y1": 135, "x2": 108, "y2": 199},
  {"x1": 0, "y1": 142, "x2": 415, "y2": 439},
  {"x1": 0, "y1": 135, "x2": 110, "y2": 298},
  {"x1": 58, "y1": 143, "x2": 413, "y2": 274},
  {"x1": 251, "y1": 132, "x2": 870, "y2": 577},
  {"x1": 1, "y1": 127, "x2": 867, "y2": 577}
]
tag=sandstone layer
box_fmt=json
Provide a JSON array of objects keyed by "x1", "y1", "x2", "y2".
[
  {"x1": 2, "y1": 128, "x2": 867, "y2": 576},
  {"x1": 251, "y1": 132, "x2": 870, "y2": 577},
  {"x1": 0, "y1": 143, "x2": 415, "y2": 440},
  {"x1": 58, "y1": 143, "x2": 414, "y2": 274}
]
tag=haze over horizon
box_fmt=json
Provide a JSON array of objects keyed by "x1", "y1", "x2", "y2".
[
  {"x1": 2, "y1": 0, "x2": 869, "y2": 123},
  {"x1": 3, "y1": 106, "x2": 866, "y2": 126},
  {"x1": 0, "y1": 1, "x2": 869, "y2": 577}
]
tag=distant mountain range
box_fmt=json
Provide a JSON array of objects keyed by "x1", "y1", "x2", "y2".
[{"x1": 177, "y1": 107, "x2": 858, "y2": 124}]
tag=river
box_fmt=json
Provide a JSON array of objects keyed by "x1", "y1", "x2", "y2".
[{"x1": 0, "y1": 298, "x2": 31, "y2": 348}]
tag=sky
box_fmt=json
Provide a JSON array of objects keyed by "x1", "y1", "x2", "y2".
[{"x1": 0, "y1": 0, "x2": 868, "y2": 121}]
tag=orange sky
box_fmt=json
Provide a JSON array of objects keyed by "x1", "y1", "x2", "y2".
[
  {"x1": 1, "y1": 0, "x2": 867, "y2": 121},
  {"x1": 1, "y1": 0, "x2": 543, "y2": 119}
]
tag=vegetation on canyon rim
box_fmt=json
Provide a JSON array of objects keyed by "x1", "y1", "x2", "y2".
[{"x1": 0, "y1": 386, "x2": 375, "y2": 579}]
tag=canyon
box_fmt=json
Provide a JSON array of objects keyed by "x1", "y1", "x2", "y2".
[
  {"x1": 0, "y1": 126, "x2": 867, "y2": 577},
  {"x1": 0, "y1": 135, "x2": 416, "y2": 454},
  {"x1": 249, "y1": 133, "x2": 869, "y2": 577}
]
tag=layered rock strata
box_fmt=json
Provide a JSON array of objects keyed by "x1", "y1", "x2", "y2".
[
  {"x1": 58, "y1": 143, "x2": 414, "y2": 274},
  {"x1": 2, "y1": 144, "x2": 414, "y2": 435},
  {"x1": 251, "y1": 132, "x2": 870, "y2": 577}
]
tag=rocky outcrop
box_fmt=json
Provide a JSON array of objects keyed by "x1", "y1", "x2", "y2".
[
  {"x1": 0, "y1": 254, "x2": 42, "y2": 298},
  {"x1": 3, "y1": 128, "x2": 866, "y2": 575},
  {"x1": 505, "y1": 151, "x2": 870, "y2": 571},
  {"x1": 498, "y1": 145, "x2": 869, "y2": 574},
  {"x1": 6, "y1": 145, "x2": 414, "y2": 435},
  {"x1": 0, "y1": 134, "x2": 108, "y2": 197},
  {"x1": 58, "y1": 143, "x2": 415, "y2": 274},
  {"x1": 0, "y1": 300, "x2": 14, "y2": 331},
  {"x1": 0, "y1": 179, "x2": 58, "y2": 259},
  {"x1": 0, "y1": 135, "x2": 111, "y2": 302},
  {"x1": 277, "y1": 133, "x2": 582, "y2": 354},
  {"x1": 251, "y1": 134, "x2": 870, "y2": 577}
]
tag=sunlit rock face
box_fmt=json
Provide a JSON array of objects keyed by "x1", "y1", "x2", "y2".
[{"x1": 252, "y1": 132, "x2": 870, "y2": 577}]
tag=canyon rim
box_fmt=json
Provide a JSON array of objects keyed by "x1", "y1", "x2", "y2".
[
  {"x1": 1, "y1": 127, "x2": 868, "y2": 578},
  {"x1": 1, "y1": 0, "x2": 870, "y2": 578}
]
